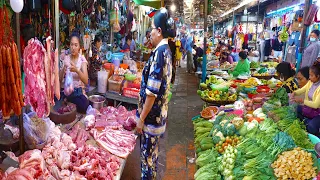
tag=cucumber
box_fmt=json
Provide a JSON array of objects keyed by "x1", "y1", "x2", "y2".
[
  {"x1": 200, "y1": 143, "x2": 214, "y2": 150},
  {"x1": 200, "y1": 137, "x2": 213, "y2": 145}
]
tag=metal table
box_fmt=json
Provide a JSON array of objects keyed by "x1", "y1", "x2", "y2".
[{"x1": 105, "y1": 92, "x2": 138, "y2": 107}]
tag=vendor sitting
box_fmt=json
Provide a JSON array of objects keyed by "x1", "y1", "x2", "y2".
[
  {"x1": 122, "y1": 34, "x2": 133, "y2": 57},
  {"x1": 60, "y1": 33, "x2": 89, "y2": 113},
  {"x1": 276, "y1": 62, "x2": 298, "y2": 93},
  {"x1": 292, "y1": 62, "x2": 320, "y2": 136},
  {"x1": 229, "y1": 51, "x2": 250, "y2": 77},
  {"x1": 220, "y1": 51, "x2": 234, "y2": 65}
]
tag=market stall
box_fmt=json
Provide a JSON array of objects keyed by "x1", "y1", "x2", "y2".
[
  {"x1": 193, "y1": 57, "x2": 320, "y2": 179},
  {"x1": 0, "y1": 1, "x2": 142, "y2": 178}
]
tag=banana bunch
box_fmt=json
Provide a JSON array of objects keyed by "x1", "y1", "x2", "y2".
[
  {"x1": 279, "y1": 27, "x2": 289, "y2": 42},
  {"x1": 241, "y1": 77, "x2": 258, "y2": 87}
]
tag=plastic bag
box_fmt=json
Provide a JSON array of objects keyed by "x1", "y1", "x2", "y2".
[
  {"x1": 97, "y1": 70, "x2": 109, "y2": 93},
  {"x1": 23, "y1": 112, "x2": 51, "y2": 149},
  {"x1": 86, "y1": 105, "x2": 100, "y2": 116},
  {"x1": 64, "y1": 69, "x2": 74, "y2": 96}
]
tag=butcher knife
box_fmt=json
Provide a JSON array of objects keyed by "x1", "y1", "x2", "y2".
[{"x1": 66, "y1": 114, "x2": 84, "y2": 131}]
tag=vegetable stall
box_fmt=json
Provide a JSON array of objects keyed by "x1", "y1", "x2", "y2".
[{"x1": 193, "y1": 72, "x2": 320, "y2": 179}]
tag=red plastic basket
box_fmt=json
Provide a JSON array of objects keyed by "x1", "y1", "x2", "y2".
[
  {"x1": 122, "y1": 88, "x2": 140, "y2": 98},
  {"x1": 257, "y1": 85, "x2": 270, "y2": 93}
]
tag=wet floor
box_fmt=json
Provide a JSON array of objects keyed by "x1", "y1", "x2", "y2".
[{"x1": 121, "y1": 64, "x2": 202, "y2": 180}]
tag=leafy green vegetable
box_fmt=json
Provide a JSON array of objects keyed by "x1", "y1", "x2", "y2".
[
  {"x1": 285, "y1": 119, "x2": 314, "y2": 149},
  {"x1": 196, "y1": 148, "x2": 219, "y2": 167}
]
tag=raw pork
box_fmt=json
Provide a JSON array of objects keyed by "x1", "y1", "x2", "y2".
[
  {"x1": 23, "y1": 38, "x2": 49, "y2": 118},
  {"x1": 70, "y1": 144, "x2": 120, "y2": 179},
  {"x1": 4, "y1": 149, "x2": 54, "y2": 179},
  {"x1": 99, "y1": 106, "x2": 137, "y2": 130},
  {"x1": 91, "y1": 128, "x2": 136, "y2": 158},
  {"x1": 67, "y1": 124, "x2": 90, "y2": 147}
]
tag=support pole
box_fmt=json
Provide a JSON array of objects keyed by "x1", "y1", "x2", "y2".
[
  {"x1": 256, "y1": 0, "x2": 260, "y2": 50},
  {"x1": 55, "y1": 0, "x2": 59, "y2": 49},
  {"x1": 16, "y1": 13, "x2": 24, "y2": 154},
  {"x1": 202, "y1": 0, "x2": 208, "y2": 82},
  {"x1": 297, "y1": 0, "x2": 312, "y2": 71}
]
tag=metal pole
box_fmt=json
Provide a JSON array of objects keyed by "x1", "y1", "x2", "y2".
[
  {"x1": 16, "y1": 13, "x2": 24, "y2": 154},
  {"x1": 256, "y1": 0, "x2": 260, "y2": 50},
  {"x1": 55, "y1": 0, "x2": 59, "y2": 49},
  {"x1": 202, "y1": 0, "x2": 208, "y2": 82},
  {"x1": 297, "y1": 0, "x2": 312, "y2": 71}
]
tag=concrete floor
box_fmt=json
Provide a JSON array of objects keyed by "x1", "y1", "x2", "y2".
[{"x1": 120, "y1": 65, "x2": 203, "y2": 180}]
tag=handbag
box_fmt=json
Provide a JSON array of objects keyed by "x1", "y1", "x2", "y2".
[{"x1": 302, "y1": 105, "x2": 320, "y2": 119}]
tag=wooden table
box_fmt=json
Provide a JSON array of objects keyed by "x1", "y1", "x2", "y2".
[{"x1": 105, "y1": 92, "x2": 138, "y2": 107}]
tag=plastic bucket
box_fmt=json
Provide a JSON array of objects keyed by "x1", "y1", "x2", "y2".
[{"x1": 111, "y1": 53, "x2": 124, "y2": 62}]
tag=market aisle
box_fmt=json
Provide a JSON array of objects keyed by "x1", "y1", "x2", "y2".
[{"x1": 121, "y1": 65, "x2": 203, "y2": 180}]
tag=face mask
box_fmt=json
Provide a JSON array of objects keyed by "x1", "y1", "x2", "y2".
[{"x1": 310, "y1": 37, "x2": 317, "y2": 42}]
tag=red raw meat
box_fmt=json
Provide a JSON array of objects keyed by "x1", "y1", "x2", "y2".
[
  {"x1": 23, "y1": 38, "x2": 49, "y2": 117},
  {"x1": 67, "y1": 124, "x2": 90, "y2": 147},
  {"x1": 5, "y1": 169, "x2": 34, "y2": 180},
  {"x1": 70, "y1": 144, "x2": 120, "y2": 179},
  {"x1": 90, "y1": 128, "x2": 136, "y2": 158}
]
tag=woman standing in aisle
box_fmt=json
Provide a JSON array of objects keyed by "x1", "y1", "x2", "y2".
[
  {"x1": 60, "y1": 33, "x2": 89, "y2": 113},
  {"x1": 135, "y1": 8, "x2": 174, "y2": 180},
  {"x1": 291, "y1": 62, "x2": 320, "y2": 136},
  {"x1": 89, "y1": 36, "x2": 103, "y2": 86},
  {"x1": 301, "y1": 30, "x2": 320, "y2": 68},
  {"x1": 175, "y1": 35, "x2": 182, "y2": 67}
]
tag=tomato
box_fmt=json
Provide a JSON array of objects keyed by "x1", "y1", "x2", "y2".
[
  {"x1": 218, "y1": 148, "x2": 223, "y2": 153},
  {"x1": 226, "y1": 139, "x2": 232, "y2": 143}
]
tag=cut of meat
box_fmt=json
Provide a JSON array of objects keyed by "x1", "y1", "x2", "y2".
[
  {"x1": 90, "y1": 128, "x2": 136, "y2": 158},
  {"x1": 70, "y1": 144, "x2": 120, "y2": 179},
  {"x1": 67, "y1": 124, "x2": 89, "y2": 148},
  {"x1": 23, "y1": 38, "x2": 49, "y2": 118},
  {"x1": 4, "y1": 169, "x2": 34, "y2": 180}
]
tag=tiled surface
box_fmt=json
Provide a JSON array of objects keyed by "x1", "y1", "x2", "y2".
[{"x1": 121, "y1": 64, "x2": 202, "y2": 180}]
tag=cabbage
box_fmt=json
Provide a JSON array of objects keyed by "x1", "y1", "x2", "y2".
[{"x1": 238, "y1": 125, "x2": 247, "y2": 136}]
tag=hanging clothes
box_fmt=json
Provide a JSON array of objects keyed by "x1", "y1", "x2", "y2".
[
  {"x1": 285, "y1": 45, "x2": 297, "y2": 65},
  {"x1": 264, "y1": 39, "x2": 272, "y2": 57}
]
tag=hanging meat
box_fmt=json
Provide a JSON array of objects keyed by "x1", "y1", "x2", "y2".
[
  {"x1": 0, "y1": 6, "x2": 23, "y2": 117},
  {"x1": 23, "y1": 36, "x2": 60, "y2": 118}
]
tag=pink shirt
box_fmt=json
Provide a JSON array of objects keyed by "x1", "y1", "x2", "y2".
[{"x1": 64, "y1": 54, "x2": 88, "y2": 95}]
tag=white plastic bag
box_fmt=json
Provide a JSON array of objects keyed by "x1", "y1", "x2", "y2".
[
  {"x1": 64, "y1": 69, "x2": 74, "y2": 96},
  {"x1": 98, "y1": 70, "x2": 109, "y2": 93},
  {"x1": 23, "y1": 112, "x2": 51, "y2": 149}
]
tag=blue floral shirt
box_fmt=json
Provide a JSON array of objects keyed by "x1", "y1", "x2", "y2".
[{"x1": 137, "y1": 39, "x2": 172, "y2": 135}]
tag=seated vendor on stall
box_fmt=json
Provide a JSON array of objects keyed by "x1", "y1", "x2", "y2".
[
  {"x1": 220, "y1": 51, "x2": 234, "y2": 65},
  {"x1": 122, "y1": 35, "x2": 133, "y2": 56},
  {"x1": 59, "y1": 33, "x2": 89, "y2": 113},
  {"x1": 292, "y1": 62, "x2": 320, "y2": 137},
  {"x1": 276, "y1": 62, "x2": 298, "y2": 93},
  {"x1": 229, "y1": 51, "x2": 250, "y2": 77}
]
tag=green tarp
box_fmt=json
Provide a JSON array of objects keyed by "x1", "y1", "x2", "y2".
[{"x1": 133, "y1": 0, "x2": 161, "y2": 9}]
